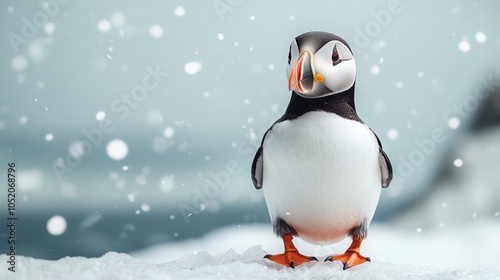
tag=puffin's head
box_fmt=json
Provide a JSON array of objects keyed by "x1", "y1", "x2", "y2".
[{"x1": 286, "y1": 31, "x2": 356, "y2": 98}]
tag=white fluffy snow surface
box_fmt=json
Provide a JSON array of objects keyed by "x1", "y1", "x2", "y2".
[{"x1": 2, "y1": 221, "x2": 500, "y2": 280}]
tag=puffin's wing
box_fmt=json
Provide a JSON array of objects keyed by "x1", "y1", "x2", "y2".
[
  {"x1": 371, "y1": 130, "x2": 393, "y2": 188},
  {"x1": 378, "y1": 147, "x2": 393, "y2": 188},
  {"x1": 251, "y1": 146, "x2": 263, "y2": 189}
]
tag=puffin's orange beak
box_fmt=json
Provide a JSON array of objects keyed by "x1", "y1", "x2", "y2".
[
  {"x1": 288, "y1": 51, "x2": 313, "y2": 93},
  {"x1": 288, "y1": 51, "x2": 324, "y2": 94}
]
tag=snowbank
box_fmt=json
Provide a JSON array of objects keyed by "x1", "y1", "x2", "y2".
[
  {"x1": 2, "y1": 221, "x2": 500, "y2": 280},
  {"x1": 1, "y1": 247, "x2": 498, "y2": 280}
]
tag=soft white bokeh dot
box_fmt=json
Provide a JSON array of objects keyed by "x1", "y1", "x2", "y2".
[
  {"x1": 135, "y1": 175, "x2": 147, "y2": 185},
  {"x1": 174, "y1": 6, "x2": 185, "y2": 17},
  {"x1": 11, "y1": 55, "x2": 28, "y2": 72},
  {"x1": 454, "y1": 159, "x2": 463, "y2": 167},
  {"x1": 19, "y1": 115, "x2": 28, "y2": 124},
  {"x1": 47, "y1": 215, "x2": 67, "y2": 236},
  {"x1": 45, "y1": 133, "x2": 54, "y2": 142},
  {"x1": 97, "y1": 19, "x2": 111, "y2": 32},
  {"x1": 163, "y1": 127, "x2": 174, "y2": 138},
  {"x1": 28, "y1": 41, "x2": 46, "y2": 61},
  {"x1": 160, "y1": 175, "x2": 175, "y2": 193},
  {"x1": 141, "y1": 204, "x2": 151, "y2": 212},
  {"x1": 217, "y1": 33, "x2": 224, "y2": 41},
  {"x1": 458, "y1": 40, "x2": 470, "y2": 52},
  {"x1": 111, "y1": 12, "x2": 125, "y2": 27},
  {"x1": 448, "y1": 118, "x2": 460, "y2": 129},
  {"x1": 146, "y1": 110, "x2": 163, "y2": 124},
  {"x1": 44, "y1": 22, "x2": 55, "y2": 35},
  {"x1": 95, "y1": 111, "x2": 106, "y2": 121},
  {"x1": 184, "y1": 61, "x2": 202, "y2": 75},
  {"x1": 106, "y1": 139, "x2": 129, "y2": 160},
  {"x1": 370, "y1": 65, "x2": 380, "y2": 75},
  {"x1": 387, "y1": 129, "x2": 399, "y2": 140},
  {"x1": 150, "y1": 25, "x2": 163, "y2": 38},
  {"x1": 68, "y1": 141, "x2": 85, "y2": 158},
  {"x1": 475, "y1": 32, "x2": 486, "y2": 43}
]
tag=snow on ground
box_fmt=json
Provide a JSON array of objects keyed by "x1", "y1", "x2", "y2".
[{"x1": 2, "y1": 221, "x2": 500, "y2": 280}]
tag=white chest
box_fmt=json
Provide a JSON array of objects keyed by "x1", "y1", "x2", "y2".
[{"x1": 262, "y1": 111, "x2": 381, "y2": 244}]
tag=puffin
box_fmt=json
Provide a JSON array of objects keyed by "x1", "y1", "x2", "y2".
[{"x1": 251, "y1": 31, "x2": 393, "y2": 270}]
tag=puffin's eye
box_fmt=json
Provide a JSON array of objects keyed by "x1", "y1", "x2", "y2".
[
  {"x1": 288, "y1": 46, "x2": 292, "y2": 64},
  {"x1": 332, "y1": 45, "x2": 342, "y2": 66}
]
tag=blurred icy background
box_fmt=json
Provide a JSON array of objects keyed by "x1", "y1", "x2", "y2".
[{"x1": 0, "y1": 0, "x2": 499, "y2": 261}]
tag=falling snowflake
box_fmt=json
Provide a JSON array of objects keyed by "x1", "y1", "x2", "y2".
[
  {"x1": 163, "y1": 127, "x2": 175, "y2": 138},
  {"x1": 106, "y1": 139, "x2": 129, "y2": 160},
  {"x1": 45, "y1": 133, "x2": 54, "y2": 142},
  {"x1": 453, "y1": 159, "x2": 463, "y2": 167},
  {"x1": 111, "y1": 12, "x2": 125, "y2": 28},
  {"x1": 387, "y1": 129, "x2": 399, "y2": 140},
  {"x1": 97, "y1": 19, "x2": 111, "y2": 32},
  {"x1": 475, "y1": 32, "x2": 486, "y2": 43},
  {"x1": 47, "y1": 215, "x2": 67, "y2": 236},
  {"x1": 184, "y1": 61, "x2": 202, "y2": 75},
  {"x1": 95, "y1": 111, "x2": 106, "y2": 121},
  {"x1": 370, "y1": 65, "x2": 380, "y2": 75},
  {"x1": 447, "y1": 118, "x2": 460, "y2": 129},
  {"x1": 174, "y1": 6, "x2": 186, "y2": 17},
  {"x1": 458, "y1": 39, "x2": 470, "y2": 52},
  {"x1": 150, "y1": 25, "x2": 163, "y2": 38}
]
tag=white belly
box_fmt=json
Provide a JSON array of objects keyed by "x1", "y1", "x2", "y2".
[{"x1": 262, "y1": 111, "x2": 381, "y2": 245}]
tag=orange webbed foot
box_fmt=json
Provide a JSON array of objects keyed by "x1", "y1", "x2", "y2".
[
  {"x1": 264, "y1": 251, "x2": 318, "y2": 268},
  {"x1": 324, "y1": 251, "x2": 370, "y2": 270},
  {"x1": 324, "y1": 236, "x2": 370, "y2": 270},
  {"x1": 264, "y1": 233, "x2": 318, "y2": 268}
]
